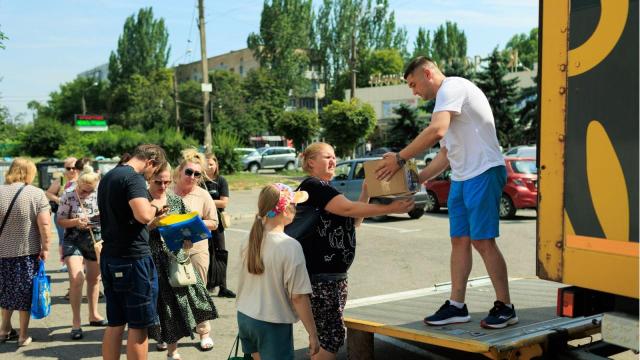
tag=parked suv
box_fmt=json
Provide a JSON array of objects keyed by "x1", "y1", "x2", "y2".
[
  {"x1": 242, "y1": 146, "x2": 297, "y2": 173},
  {"x1": 330, "y1": 157, "x2": 429, "y2": 220},
  {"x1": 423, "y1": 157, "x2": 538, "y2": 218}
]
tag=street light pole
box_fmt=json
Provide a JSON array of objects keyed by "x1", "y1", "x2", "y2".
[{"x1": 350, "y1": 32, "x2": 357, "y2": 100}]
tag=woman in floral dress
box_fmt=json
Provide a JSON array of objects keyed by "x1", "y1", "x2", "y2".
[{"x1": 147, "y1": 164, "x2": 218, "y2": 359}]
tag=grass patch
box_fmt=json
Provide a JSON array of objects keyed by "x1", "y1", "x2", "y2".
[{"x1": 226, "y1": 171, "x2": 307, "y2": 191}]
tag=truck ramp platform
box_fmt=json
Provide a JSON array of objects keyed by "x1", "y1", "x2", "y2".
[{"x1": 344, "y1": 278, "x2": 601, "y2": 359}]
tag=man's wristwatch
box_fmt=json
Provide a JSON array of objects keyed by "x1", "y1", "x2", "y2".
[{"x1": 395, "y1": 152, "x2": 407, "y2": 168}]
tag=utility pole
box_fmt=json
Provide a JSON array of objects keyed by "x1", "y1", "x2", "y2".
[
  {"x1": 198, "y1": 0, "x2": 212, "y2": 151},
  {"x1": 173, "y1": 68, "x2": 181, "y2": 132}
]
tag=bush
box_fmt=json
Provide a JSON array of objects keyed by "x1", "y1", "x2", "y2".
[
  {"x1": 19, "y1": 117, "x2": 77, "y2": 157},
  {"x1": 146, "y1": 128, "x2": 199, "y2": 164},
  {"x1": 211, "y1": 130, "x2": 242, "y2": 174}
]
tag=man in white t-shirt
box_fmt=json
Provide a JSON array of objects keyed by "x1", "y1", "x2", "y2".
[{"x1": 376, "y1": 56, "x2": 517, "y2": 329}]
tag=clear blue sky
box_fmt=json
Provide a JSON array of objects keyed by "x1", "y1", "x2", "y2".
[{"x1": 0, "y1": 0, "x2": 537, "y2": 122}]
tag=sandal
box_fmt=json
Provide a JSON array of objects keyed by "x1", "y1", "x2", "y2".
[
  {"x1": 199, "y1": 335, "x2": 214, "y2": 351},
  {"x1": 18, "y1": 336, "x2": 32, "y2": 347},
  {"x1": 0, "y1": 328, "x2": 18, "y2": 343},
  {"x1": 156, "y1": 342, "x2": 168, "y2": 351},
  {"x1": 167, "y1": 352, "x2": 182, "y2": 359}
]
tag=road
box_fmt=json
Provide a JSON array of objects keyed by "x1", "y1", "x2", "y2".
[{"x1": 0, "y1": 189, "x2": 538, "y2": 359}]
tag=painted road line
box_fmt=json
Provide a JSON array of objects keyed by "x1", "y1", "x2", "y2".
[
  {"x1": 225, "y1": 228, "x2": 249, "y2": 234},
  {"x1": 361, "y1": 223, "x2": 422, "y2": 234}
]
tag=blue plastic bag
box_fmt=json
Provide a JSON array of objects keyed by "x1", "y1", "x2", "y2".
[{"x1": 30, "y1": 259, "x2": 51, "y2": 319}]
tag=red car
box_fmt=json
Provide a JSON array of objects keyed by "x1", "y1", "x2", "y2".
[{"x1": 423, "y1": 157, "x2": 538, "y2": 219}]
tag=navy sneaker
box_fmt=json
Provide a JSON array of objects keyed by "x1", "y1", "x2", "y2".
[
  {"x1": 424, "y1": 300, "x2": 471, "y2": 326},
  {"x1": 480, "y1": 301, "x2": 518, "y2": 329}
]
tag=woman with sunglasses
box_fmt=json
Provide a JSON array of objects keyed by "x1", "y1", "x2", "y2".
[
  {"x1": 203, "y1": 153, "x2": 235, "y2": 298},
  {"x1": 46, "y1": 157, "x2": 78, "y2": 270},
  {"x1": 56, "y1": 168, "x2": 106, "y2": 340},
  {"x1": 172, "y1": 149, "x2": 219, "y2": 351},
  {"x1": 148, "y1": 163, "x2": 217, "y2": 359}
]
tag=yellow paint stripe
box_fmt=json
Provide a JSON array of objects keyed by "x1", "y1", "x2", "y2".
[
  {"x1": 586, "y1": 120, "x2": 629, "y2": 241},
  {"x1": 568, "y1": 0, "x2": 628, "y2": 76},
  {"x1": 344, "y1": 317, "x2": 490, "y2": 353},
  {"x1": 567, "y1": 235, "x2": 639, "y2": 257}
]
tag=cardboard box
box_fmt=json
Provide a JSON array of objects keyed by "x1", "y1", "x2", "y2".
[{"x1": 363, "y1": 159, "x2": 420, "y2": 197}]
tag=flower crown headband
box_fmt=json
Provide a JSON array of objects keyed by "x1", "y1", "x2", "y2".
[{"x1": 265, "y1": 183, "x2": 308, "y2": 218}]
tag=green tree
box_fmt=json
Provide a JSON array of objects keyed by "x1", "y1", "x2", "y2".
[
  {"x1": 209, "y1": 70, "x2": 254, "y2": 142},
  {"x1": 242, "y1": 68, "x2": 287, "y2": 134},
  {"x1": 387, "y1": 103, "x2": 427, "y2": 148},
  {"x1": 312, "y1": 0, "x2": 408, "y2": 99},
  {"x1": 108, "y1": 7, "x2": 170, "y2": 86},
  {"x1": 274, "y1": 109, "x2": 319, "y2": 150},
  {"x1": 412, "y1": 27, "x2": 431, "y2": 58},
  {"x1": 476, "y1": 49, "x2": 520, "y2": 147},
  {"x1": 0, "y1": 26, "x2": 7, "y2": 49},
  {"x1": 504, "y1": 28, "x2": 538, "y2": 70},
  {"x1": 108, "y1": 69, "x2": 173, "y2": 130},
  {"x1": 32, "y1": 77, "x2": 108, "y2": 124},
  {"x1": 320, "y1": 99, "x2": 376, "y2": 157},
  {"x1": 247, "y1": 0, "x2": 314, "y2": 94},
  {"x1": 337, "y1": 47, "x2": 404, "y2": 91},
  {"x1": 19, "y1": 118, "x2": 77, "y2": 157},
  {"x1": 177, "y1": 80, "x2": 204, "y2": 141},
  {"x1": 432, "y1": 21, "x2": 467, "y2": 71},
  {"x1": 514, "y1": 78, "x2": 538, "y2": 145}
]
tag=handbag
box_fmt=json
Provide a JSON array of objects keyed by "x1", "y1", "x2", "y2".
[
  {"x1": 284, "y1": 178, "x2": 321, "y2": 244},
  {"x1": 227, "y1": 334, "x2": 246, "y2": 360},
  {"x1": 30, "y1": 260, "x2": 52, "y2": 319},
  {"x1": 168, "y1": 251, "x2": 198, "y2": 287},
  {"x1": 208, "y1": 248, "x2": 228, "y2": 289},
  {"x1": 220, "y1": 212, "x2": 232, "y2": 228}
]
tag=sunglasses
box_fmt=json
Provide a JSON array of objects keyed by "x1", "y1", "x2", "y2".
[
  {"x1": 153, "y1": 180, "x2": 172, "y2": 186},
  {"x1": 65, "y1": 167, "x2": 75, "y2": 171},
  {"x1": 184, "y1": 168, "x2": 202, "y2": 178}
]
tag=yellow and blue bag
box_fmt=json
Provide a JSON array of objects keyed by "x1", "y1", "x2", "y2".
[
  {"x1": 157, "y1": 211, "x2": 211, "y2": 251},
  {"x1": 30, "y1": 259, "x2": 51, "y2": 319}
]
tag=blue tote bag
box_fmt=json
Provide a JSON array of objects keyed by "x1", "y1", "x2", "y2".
[{"x1": 30, "y1": 259, "x2": 51, "y2": 319}]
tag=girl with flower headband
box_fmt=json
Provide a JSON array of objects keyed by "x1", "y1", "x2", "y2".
[{"x1": 236, "y1": 183, "x2": 319, "y2": 360}]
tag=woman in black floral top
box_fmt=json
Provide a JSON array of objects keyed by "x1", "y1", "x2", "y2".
[{"x1": 147, "y1": 164, "x2": 217, "y2": 360}]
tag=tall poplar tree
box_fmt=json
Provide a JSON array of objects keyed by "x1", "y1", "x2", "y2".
[
  {"x1": 108, "y1": 7, "x2": 170, "y2": 86},
  {"x1": 247, "y1": 0, "x2": 314, "y2": 94}
]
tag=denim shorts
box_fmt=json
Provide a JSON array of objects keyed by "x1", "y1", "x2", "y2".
[
  {"x1": 62, "y1": 237, "x2": 97, "y2": 261},
  {"x1": 100, "y1": 255, "x2": 159, "y2": 329},
  {"x1": 448, "y1": 165, "x2": 507, "y2": 240},
  {"x1": 237, "y1": 311, "x2": 293, "y2": 360}
]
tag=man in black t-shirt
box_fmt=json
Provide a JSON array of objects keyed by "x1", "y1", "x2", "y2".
[{"x1": 98, "y1": 144, "x2": 166, "y2": 360}]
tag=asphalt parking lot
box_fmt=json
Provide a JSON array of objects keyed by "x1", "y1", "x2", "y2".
[{"x1": 0, "y1": 189, "x2": 539, "y2": 359}]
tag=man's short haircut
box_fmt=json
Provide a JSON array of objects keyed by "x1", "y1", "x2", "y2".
[
  {"x1": 404, "y1": 56, "x2": 437, "y2": 79},
  {"x1": 132, "y1": 144, "x2": 167, "y2": 167}
]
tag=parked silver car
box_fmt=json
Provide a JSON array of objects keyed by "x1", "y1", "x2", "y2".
[
  {"x1": 242, "y1": 146, "x2": 297, "y2": 173},
  {"x1": 330, "y1": 157, "x2": 428, "y2": 220}
]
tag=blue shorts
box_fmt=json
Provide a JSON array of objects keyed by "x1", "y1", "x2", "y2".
[
  {"x1": 237, "y1": 311, "x2": 293, "y2": 360},
  {"x1": 448, "y1": 166, "x2": 506, "y2": 240},
  {"x1": 100, "y1": 255, "x2": 159, "y2": 329}
]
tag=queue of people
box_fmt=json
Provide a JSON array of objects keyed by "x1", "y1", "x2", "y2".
[{"x1": 0, "y1": 56, "x2": 514, "y2": 358}]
